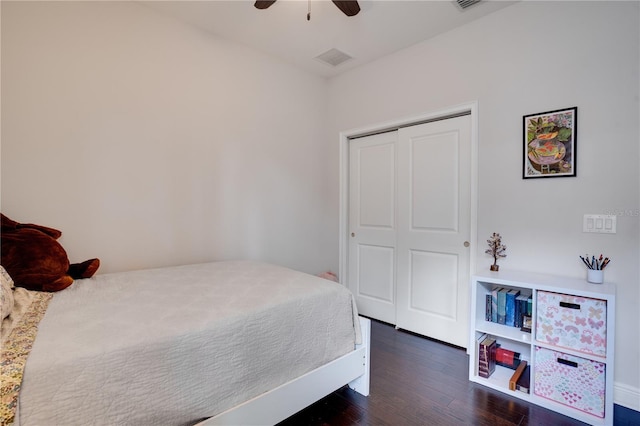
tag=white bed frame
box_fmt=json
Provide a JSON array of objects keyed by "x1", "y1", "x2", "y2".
[{"x1": 200, "y1": 316, "x2": 371, "y2": 425}]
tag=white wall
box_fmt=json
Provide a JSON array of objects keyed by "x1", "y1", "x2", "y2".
[
  {"x1": 327, "y1": 1, "x2": 640, "y2": 408},
  {"x1": 1, "y1": 1, "x2": 333, "y2": 275}
]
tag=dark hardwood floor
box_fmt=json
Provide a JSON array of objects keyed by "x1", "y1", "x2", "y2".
[{"x1": 278, "y1": 319, "x2": 623, "y2": 426}]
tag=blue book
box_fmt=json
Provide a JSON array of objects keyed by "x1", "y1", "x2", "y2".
[
  {"x1": 505, "y1": 289, "x2": 520, "y2": 327},
  {"x1": 497, "y1": 288, "x2": 507, "y2": 324}
]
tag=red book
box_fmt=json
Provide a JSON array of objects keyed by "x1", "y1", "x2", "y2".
[{"x1": 496, "y1": 347, "x2": 521, "y2": 369}]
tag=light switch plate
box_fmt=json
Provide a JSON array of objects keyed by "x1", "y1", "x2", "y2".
[{"x1": 583, "y1": 214, "x2": 617, "y2": 233}]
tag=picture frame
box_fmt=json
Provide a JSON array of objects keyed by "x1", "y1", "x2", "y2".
[
  {"x1": 521, "y1": 315, "x2": 532, "y2": 333},
  {"x1": 523, "y1": 107, "x2": 577, "y2": 178}
]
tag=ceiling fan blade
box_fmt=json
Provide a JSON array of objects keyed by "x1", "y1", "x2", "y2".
[
  {"x1": 255, "y1": 0, "x2": 277, "y2": 10},
  {"x1": 332, "y1": 0, "x2": 360, "y2": 16}
]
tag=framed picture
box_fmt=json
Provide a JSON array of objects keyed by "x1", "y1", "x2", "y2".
[
  {"x1": 523, "y1": 107, "x2": 577, "y2": 178},
  {"x1": 521, "y1": 315, "x2": 532, "y2": 333}
]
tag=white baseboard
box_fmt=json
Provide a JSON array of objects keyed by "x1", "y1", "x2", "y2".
[{"x1": 615, "y1": 382, "x2": 640, "y2": 412}]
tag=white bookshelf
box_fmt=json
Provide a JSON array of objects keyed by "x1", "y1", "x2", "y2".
[{"x1": 469, "y1": 270, "x2": 615, "y2": 426}]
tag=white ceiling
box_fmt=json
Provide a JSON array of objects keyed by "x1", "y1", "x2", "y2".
[{"x1": 142, "y1": 0, "x2": 517, "y2": 78}]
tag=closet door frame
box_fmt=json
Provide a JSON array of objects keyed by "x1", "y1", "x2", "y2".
[{"x1": 339, "y1": 101, "x2": 479, "y2": 348}]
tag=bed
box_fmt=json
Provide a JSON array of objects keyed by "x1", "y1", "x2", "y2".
[{"x1": 1, "y1": 260, "x2": 370, "y2": 426}]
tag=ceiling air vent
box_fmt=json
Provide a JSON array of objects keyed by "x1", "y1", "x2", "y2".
[
  {"x1": 315, "y1": 48, "x2": 353, "y2": 67},
  {"x1": 456, "y1": 0, "x2": 480, "y2": 10}
]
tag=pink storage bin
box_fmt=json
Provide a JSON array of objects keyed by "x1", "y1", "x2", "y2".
[
  {"x1": 534, "y1": 347, "x2": 605, "y2": 418},
  {"x1": 536, "y1": 290, "x2": 607, "y2": 357}
]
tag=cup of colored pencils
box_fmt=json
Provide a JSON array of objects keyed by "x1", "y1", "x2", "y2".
[{"x1": 580, "y1": 254, "x2": 609, "y2": 284}]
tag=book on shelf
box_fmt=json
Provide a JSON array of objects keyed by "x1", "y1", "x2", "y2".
[
  {"x1": 514, "y1": 295, "x2": 522, "y2": 328},
  {"x1": 475, "y1": 333, "x2": 487, "y2": 376},
  {"x1": 515, "y1": 365, "x2": 530, "y2": 394},
  {"x1": 495, "y1": 347, "x2": 521, "y2": 369},
  {"x1": 514, "y1": 293, "x2": 529, "y2": 328},
  {"x1": 485, "y1": 294, "x2": 492, "y2": 321},
  {"x1": 497, "y1": 288, "x2": 507, "y2": 325},
  {"x1": 509, "y1": 360, "x2": 528, "y2": 391},
  {"x1": 505, "y1": 289, "x2": 520, "y2": 327},
  {"x1": 491, "y1": 287, "x2": 500, "y2": 323},
  {"x1": 478, "y1": 335, "x2": 497, "y2": 378}
]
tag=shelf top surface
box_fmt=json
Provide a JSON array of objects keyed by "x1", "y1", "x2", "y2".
[{"x1": 473, "y1": 269, "x2": 615, "y2": 298}]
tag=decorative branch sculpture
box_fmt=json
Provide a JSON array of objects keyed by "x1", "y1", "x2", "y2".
[{"x1": 485, "y1": 232, "x2": 507, "y2": 271}]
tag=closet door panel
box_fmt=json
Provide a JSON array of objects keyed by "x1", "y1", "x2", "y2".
[
  {"x1": 408, "y1": 250, "x2": 458, "y2": 319},
  {"x1": 410, "y1": 132, "x2": 459, "y2": 231},
  {"x1": 348, "y1": 132, "x2": 398, "y2": 324},
  {"x1": 396, "y1": 115, "x2": 471, "y2": 348}
]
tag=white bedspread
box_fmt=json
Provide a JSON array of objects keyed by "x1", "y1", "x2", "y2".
[{"x1": 16, "y1": 261, "x2": 359, "y2": 426}]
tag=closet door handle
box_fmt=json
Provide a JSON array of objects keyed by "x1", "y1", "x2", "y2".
[{"x1": 463, "y1": 241, "x2": 470, "y2": 247}]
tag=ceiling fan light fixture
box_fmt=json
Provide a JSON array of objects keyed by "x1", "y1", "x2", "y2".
[{"x1": 315, "y1": 48, "x2": 353, "y2": 67}]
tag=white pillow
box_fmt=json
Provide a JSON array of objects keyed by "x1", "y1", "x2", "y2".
[{"x1": 1, "y1": 266, "x2": 15, "y2": 320}]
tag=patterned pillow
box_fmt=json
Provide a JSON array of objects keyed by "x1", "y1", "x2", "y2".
[{"x1": 1, "y1": 266, "x2": 15, "y2": 320}]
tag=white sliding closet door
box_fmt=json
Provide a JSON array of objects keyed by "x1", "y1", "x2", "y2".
[
  {"x1": 348, "y1": 132, "x2": 398, "y2": 324},
  {"x1": 347, "y1": 114, "x2": 472, "y2": 348},
  {"x1": 395, "y1": 116, "x2": 471, "y2": 348}
]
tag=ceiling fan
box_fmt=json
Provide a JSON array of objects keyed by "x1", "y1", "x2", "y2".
[{"x1": 254, "y1": 1, "x2": 360, "y2": 20}]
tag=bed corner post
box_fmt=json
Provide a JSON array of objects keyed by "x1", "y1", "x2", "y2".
[{"x1": 348, "y1": 316, "x2": 371, "y2": 396}]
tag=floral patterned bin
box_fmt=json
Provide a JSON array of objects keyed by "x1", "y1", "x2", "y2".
[
  {"x1": 534, "y1": 347, "x2": 605, "y2": 418},
  {"x1": 536, "y1": 290, "x2": 607, "y2": 357}
]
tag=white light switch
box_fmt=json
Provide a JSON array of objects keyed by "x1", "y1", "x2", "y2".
[{"x1": 583, "y1": 214, "x2": 616, "y2": 233}]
